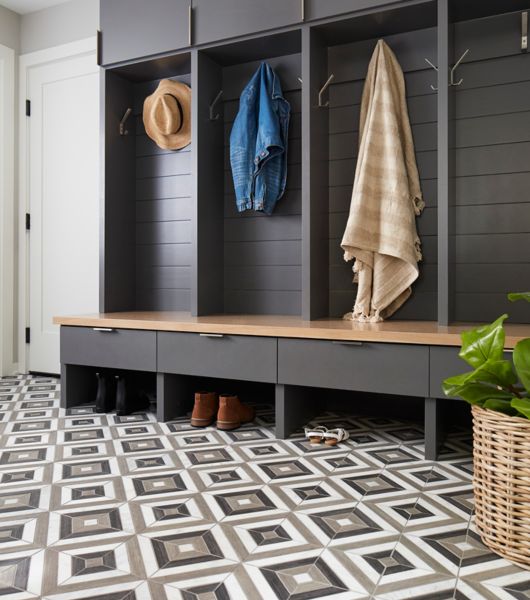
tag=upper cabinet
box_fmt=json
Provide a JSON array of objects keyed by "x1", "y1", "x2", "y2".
[
  {"x1": 192, "y1": 0, "x2": 301, "y2": 45},
  {"x1": 304, "y1": 0, "x2": 397, "y2": 21},
  {"x1": 100, "y1": 0, "x2": 191, "y2": 65}
]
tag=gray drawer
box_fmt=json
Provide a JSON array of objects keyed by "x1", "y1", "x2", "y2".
[
  {"x1": 158, "y1": 332, "x2": 277, "y2": 382},
  {"x1": 60, "y1": 326, "x2": 156, "y2": 372},
  {"x1": 278, "y1": 339, "x2": 429, "y2": 397},
  {"x1": 429, "y1": 346, "x2": 513, "y2": 399}
]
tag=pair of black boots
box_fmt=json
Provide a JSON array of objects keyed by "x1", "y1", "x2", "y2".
[{"x1": 95, "y1": 372, "x2": 150, "y2": 416}]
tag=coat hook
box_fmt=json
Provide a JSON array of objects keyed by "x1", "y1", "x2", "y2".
[
  {"x1": 209, "y1": 90, "x2": 223, "y2": 121},
  {"x1": 119, "y1": 108, "x2": 132, "y2": 136},
  {"x1": 424, "y1": 57, "x2": 438, "y2": 91},
  {"x1": 450, "y1": 48, "x2": 469, "y2": 86},
  {"x1": 318, "y1": 73, "x2": 335, "y2": 107},
  {"x1": 522, "y1": 11, "x2": 528, "y2": 52}
]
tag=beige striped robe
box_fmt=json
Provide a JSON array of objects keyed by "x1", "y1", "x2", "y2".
[{"x1": 341, "y1": 39, "x2": 424, "y2": 322}]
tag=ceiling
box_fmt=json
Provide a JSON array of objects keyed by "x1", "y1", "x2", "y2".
[{"x1": 0, "y1": 0, "x2": 68, "y2": 14}]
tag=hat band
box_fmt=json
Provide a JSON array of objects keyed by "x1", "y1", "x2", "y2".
[{"x1": 165, "y1": 93, "x2": 184, "y2": 134}]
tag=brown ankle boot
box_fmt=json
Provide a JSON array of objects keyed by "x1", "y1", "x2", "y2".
[
  {"x1": 216, "y1": 394, "x2": 255, "y2": 430},
  {"x1": 191, "y1": 391, "x2": 218, "y2": 427}
]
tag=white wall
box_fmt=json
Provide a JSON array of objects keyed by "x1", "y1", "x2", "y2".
[
  {"x1": 20, "y1": 0, "x2": 98, "y2": 54},
  {"x1": 0, "y1": 5, "x2": 19, "y2": 375},
  {"x1": 0, "y1": 5, "x2": 20, "y2": 52}
]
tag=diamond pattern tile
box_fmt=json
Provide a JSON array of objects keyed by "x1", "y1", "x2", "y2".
[{"x1": 0, "y1": 374, "x2": 528, "y2": 599}]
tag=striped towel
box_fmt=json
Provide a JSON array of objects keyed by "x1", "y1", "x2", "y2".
[{"x1": 341, "y1": 39, "x2": 424, "y2": 322}]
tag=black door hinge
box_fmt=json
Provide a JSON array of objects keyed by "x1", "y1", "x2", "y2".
[
  {"x1": 25, "y1": 213, "x2": 30, "y2": 231},
  {"x1": 97, "y1": 30, "x2": 102, "y2": 66},
  {"x1": 25, "y1": 328, "x2": 30, "y2": 344},
  {"x1": 25, "y1": 100, "x2": 31, "y2": 117}
]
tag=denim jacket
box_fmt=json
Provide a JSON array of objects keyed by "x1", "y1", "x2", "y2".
[{"x1": 230, "y1": 62, "x2": 290, "y2": 215}]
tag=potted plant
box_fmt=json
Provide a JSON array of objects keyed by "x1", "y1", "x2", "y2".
[{"x1": 443, "y1": 292, "x2": 530, "y2": 568}]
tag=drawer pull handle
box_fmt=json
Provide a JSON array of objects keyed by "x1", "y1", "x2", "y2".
[
  {"x1": 92, "y1": 327, "x2": 115, "y2": 332},
  {"x1": 332, "y1": 341, "x2": 363, "y2": 346},
  {"x1": 199, "y1": 333, "x2": 224, "y2": 338}
]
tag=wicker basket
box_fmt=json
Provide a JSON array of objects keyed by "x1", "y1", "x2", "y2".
[{"x1": 472, "y1": 404, "x2": 530, "y2": 568}]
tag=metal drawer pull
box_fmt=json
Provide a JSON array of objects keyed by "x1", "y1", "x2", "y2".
[
  {"x1": 199, "y1": 333, "x2": 224, "y2": 338},
  {"x1": 92, "y1": 327, "x2": 115, "y2": 332},
  {"x1": 332, "y1": 341, "x2": 363, "y2": 346}
]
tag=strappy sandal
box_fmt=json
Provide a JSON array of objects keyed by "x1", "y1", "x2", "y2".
[
  {"x1": 324, "y1": 428, "x2": 350, "y2": 447},
  {"x1": 304, "y1": 425, "x2": 328, "y2": 445}
]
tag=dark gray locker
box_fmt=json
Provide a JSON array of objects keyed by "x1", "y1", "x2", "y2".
[
  {"x1": 192, "y1": 0, "x2": 301, "y2": 45},
  {"x1": 100, "y1": 0, "x2": 190, "y2": 65}
]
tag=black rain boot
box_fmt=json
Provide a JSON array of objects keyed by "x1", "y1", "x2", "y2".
[
  {"x1": 115, "y1": 375, "x2": 128, "y2": 416},
  {"x1": 95, "y1": 372, "x2": 106, "y2": 413},
  {"x1": 95, "y1": 372, "x2": 116, "y2": 413},
  {"x1": 115, "y1": 375, "x2": 150, "y2": 416}
]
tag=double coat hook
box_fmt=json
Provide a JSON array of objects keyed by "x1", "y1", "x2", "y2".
[
  {"x1": 450, "y1": 48, "x2": 469, "y2": 86},
  {"x1": 209, "y1": 90, "x2": 223, "y2": 121},
  {"x1": 424, "y1": 49, "x2": 470, "y2": 91},
  {"x1": 119, "y1": 108, "x2": 132, "y2": 135},
  {"x1": 318, "y1": 74, "x2": 335, "y2": 107}
]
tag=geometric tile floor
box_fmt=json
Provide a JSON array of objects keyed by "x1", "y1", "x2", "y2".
[{"x1": 1, "y1": 374, "x2": 530, "y2": 599}]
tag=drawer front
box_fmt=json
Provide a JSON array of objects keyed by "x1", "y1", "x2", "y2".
[
  {"x1": 429, "y1": 346, "x2": 513, "y2": 399},
  {"x1": 158, "y1": 332, "x2": 277, "y2": 383},
  {"x1": 278, "y1": 339, "x2": 429, "y2": 397},
  {"x1": 60, "y1": 326, "x2": 157, "y2": 372}
]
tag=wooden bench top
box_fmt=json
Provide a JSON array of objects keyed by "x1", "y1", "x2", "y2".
[{"x1": 53, "y1": 312, "x2": 530, "y2": 348}]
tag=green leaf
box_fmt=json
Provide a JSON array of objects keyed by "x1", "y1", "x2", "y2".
[
  {"x1": 483, "y1": 398, "x2": 518, "y2": 416},
  {"x1": 443, "y1": 360, "x2": 516, "y2": 400},
  {"x1": 472, "y1": 359, "x2": 517, "y2": 388},
  {"x1": 511, "y1": 397, "x2": 530, "y2": 419},
  {"x1": 443, "y1": 381, "x2": 513, "y2": 405},
  {"x1": 513, "y1": 339, "x2": 530, "y2": 394},
  {"x1": 459, "y1": 314, "x2": 508, "y2": 368},
  {"x1": 508, "y1": 292, "x2": 530, "y2": 303}
]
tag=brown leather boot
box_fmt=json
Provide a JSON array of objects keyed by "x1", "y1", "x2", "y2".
[
  {"x1": 216, "y1": 394, "x2": 255, "y2": 430},
  {"x1": 190, "y1": 391, "x2": 218, "y2": 427}
]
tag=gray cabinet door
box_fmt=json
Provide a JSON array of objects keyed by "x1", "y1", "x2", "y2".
[
  {"x1": 60, "y1": 326, "x2": 157, "y2": 372},
  {"x1": 100, "y1": 0, "x2": 190, "y2": 65},
  {"x1": 278, "y1": 339, "x2": 429, "y2": 397},
  {"x1": 305, "y1": 0, "x2": 396, "y2": 21},
  {"x1": 429, "y1": 346, "x2": 512, "y2": 399},
  {"x1": 158, "y1": 332, "x2": 277, "y2": 382},
  {"x1": 192, "y1": 0, "x2": 301, "y2": 46}
]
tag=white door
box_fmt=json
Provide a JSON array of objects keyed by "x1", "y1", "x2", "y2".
[{"x1": 25, "y1": 41, "x2": 99, "y2": 373}]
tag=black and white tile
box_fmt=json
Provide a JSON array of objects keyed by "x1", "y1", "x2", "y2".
[{"x1": 0, "y1": 375, "x2": 529, "y2": 599}]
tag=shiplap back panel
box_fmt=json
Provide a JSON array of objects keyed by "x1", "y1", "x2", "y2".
[
  {"x1": 222, "y1": 54, "x2": 302, "y2": 315},
  {"x1": 453, "y1": 12, "x2": 530, "y2": 324},
  {"x1": 327, "y1": 27, "x2": 438, "y2": 319},
  {"x1": 133, "y1": 74, "x2": 192, "y2": 311}
]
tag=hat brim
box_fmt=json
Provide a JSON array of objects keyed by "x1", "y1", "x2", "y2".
[{"x1": 143, "y1": 79, "x2": 191, "y2": 151}]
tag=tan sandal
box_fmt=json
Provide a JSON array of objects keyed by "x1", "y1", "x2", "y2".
[
  {"x1": 324, "y1": 428, "x2": 350, "y2": 447},
  {"x1": 304, "y1": 425, "x2": 328, "y2": 445}
]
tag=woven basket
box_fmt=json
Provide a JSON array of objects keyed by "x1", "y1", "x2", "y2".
[{"x1": 472, "y1": 404, "x2": 530, "y2": 568}]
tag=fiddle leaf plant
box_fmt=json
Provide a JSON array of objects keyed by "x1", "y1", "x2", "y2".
[{"x1": 443, "y1": 293, "x2": 530, "y2": 418}]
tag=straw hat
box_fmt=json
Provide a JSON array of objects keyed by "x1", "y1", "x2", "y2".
[{"x1": 143, "y1": 79, "x2": 191, "y2": 150}]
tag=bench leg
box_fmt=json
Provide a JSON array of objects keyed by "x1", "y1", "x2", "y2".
[
  {"x1": 156, "y1": 373, "x2": 194, "y2": 422},
  {"x1": 424, "y1": 397, "x2": 445, "y2": 460},
  {"x1": 275, "y1": 384, "x2": 318, "y2": 439}
]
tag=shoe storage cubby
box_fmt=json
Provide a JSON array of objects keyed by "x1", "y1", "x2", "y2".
[
  {"x1": 61, "y1": 364, "x2": 156, "y2": 411},
  {"x1": 99, "y1": 0, "x2": 530, "y2": 324}
]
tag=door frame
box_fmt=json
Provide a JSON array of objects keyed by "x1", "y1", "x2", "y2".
[
  {"x1": 18, "y1": 37, "x2": 97, "y2": 374},
  {"x1": 0, "y1": 43, "x2": 15, "y2": 377}
]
